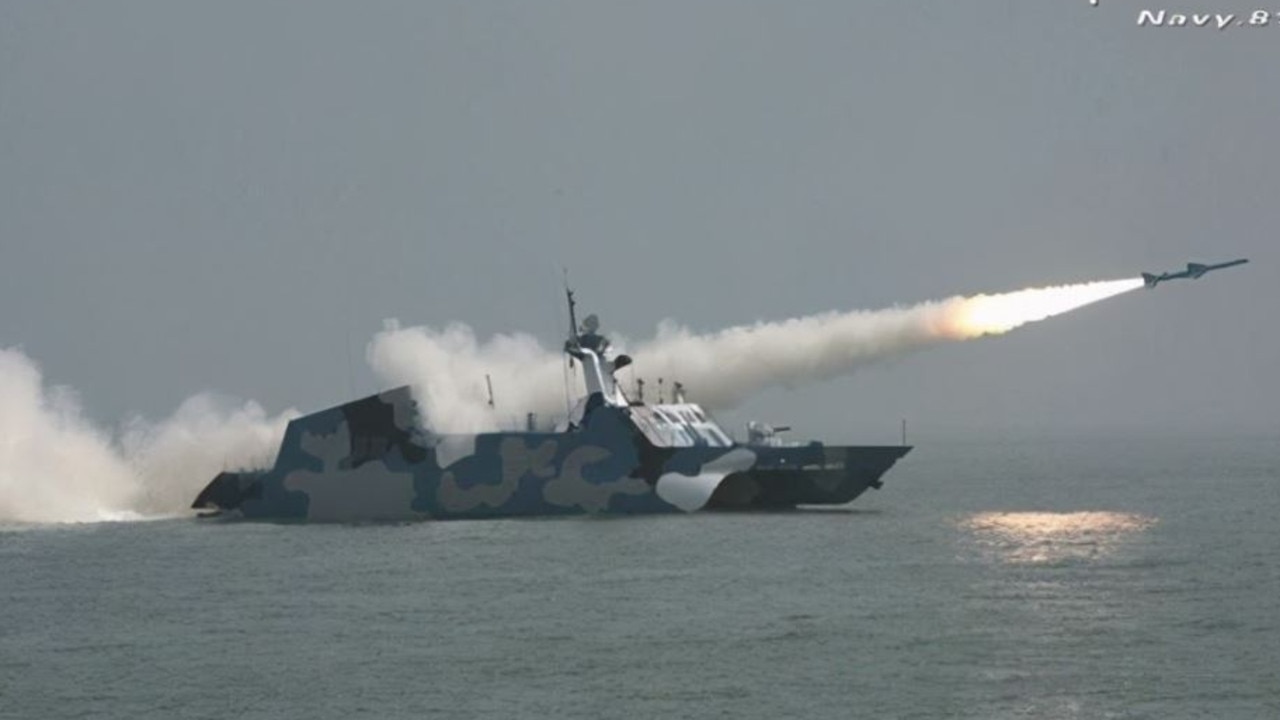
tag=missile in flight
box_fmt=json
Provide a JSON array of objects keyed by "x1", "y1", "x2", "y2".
[{"x1": 1142, "y1": 259, "x2": 1248, "y2": 288}]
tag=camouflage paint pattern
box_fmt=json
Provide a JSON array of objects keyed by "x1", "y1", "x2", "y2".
[{"x1": 192, "y1": 387, "x2": 911, "y2": 522}]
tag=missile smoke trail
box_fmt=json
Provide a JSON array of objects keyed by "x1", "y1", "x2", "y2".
[
  {"x1": 0, "y1": 348, "x2": 296, "y2": 524},
  {"x1": 0, "y1": 275, "x2": 1141, "y2": 522},
  {"x1": 629, "y1": 278, "x2": 1142, "y2": 410},
  {"x1": 368, "y1": 277, "x2": 1144, "y2": 432}
]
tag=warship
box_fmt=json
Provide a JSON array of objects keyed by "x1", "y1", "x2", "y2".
[{"x1": 192, "y1": 293, "x2": 911, "y2": 521}]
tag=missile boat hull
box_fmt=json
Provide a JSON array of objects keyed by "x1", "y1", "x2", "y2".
[{"x1": 192, "y1": 386, "x2": 911, "y2": 522}]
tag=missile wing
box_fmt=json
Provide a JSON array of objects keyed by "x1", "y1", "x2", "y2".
[{"x1": 1186, "y1": 258, "x2": 1248, "y2": 278}]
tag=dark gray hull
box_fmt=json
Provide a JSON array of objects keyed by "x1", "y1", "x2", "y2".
[{"x1": 708, "y1": 446, "x2": 913, "y2": 509}]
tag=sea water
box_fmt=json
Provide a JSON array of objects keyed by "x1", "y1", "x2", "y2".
[{"x1": 2, "y1": 436, "x2": 1277, "y2": 719}]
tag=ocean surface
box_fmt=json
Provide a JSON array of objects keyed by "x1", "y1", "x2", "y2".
[{"x1": 3, "y1": 436, "x2": 1277, "y2": 719}]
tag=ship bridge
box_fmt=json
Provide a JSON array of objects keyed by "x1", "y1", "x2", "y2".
[
  {"x1": 626, "y1": 403, "x2": 733, "y2": 448},
  {"x1": 561, "y1": 305, "x2": 734, "y2": 448}
]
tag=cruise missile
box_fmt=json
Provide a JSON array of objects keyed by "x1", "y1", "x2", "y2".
[{"x1": 1142, "y1": 259, "x2": 1248, "y2": 288}]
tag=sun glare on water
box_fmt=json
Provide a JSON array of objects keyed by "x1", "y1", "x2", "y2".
[
  {"x1": 945, "y1": 278, "x2": 1145, "y2": 338},
  {"x1": 963, "y1": 511, "x2": 1158, "y2": 564}
]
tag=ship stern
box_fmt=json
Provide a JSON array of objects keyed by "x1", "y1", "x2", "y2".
[{"x1": 708, "y1": 445, "x2": 911, "y2": 509}]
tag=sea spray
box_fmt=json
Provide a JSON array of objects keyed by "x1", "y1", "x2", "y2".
[{"x1": 0, "y1": 347, "x2": 296, "y2": 524}]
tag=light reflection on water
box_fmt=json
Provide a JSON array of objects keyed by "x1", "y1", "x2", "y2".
[{"x1": 961, "y1": 511, "x2": 1158, "y2": 564}]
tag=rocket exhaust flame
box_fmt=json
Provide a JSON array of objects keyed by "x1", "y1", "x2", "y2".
[
  {"x1": 368, "y1": 277, "x2": 1145, "y2": 432},
  {"x1": 942, "y1": 278, "x2": 1144, "y2": 338}
]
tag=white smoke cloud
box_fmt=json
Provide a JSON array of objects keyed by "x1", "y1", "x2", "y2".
[
  {"x1": 368, "y1": 278, "x2": 1143, "y2": 433},
  {"x1": 0, "y1": 347, "x2": 296, "y2": 525},
  {"x1": 628, "y1": 301, "x2": 961, "y2": 410},
  {"x1": 118, "y1": 394, "x2": 294, "y2": 517},
  {"x1": 366, "y1": 302, "x2": 961, "y2": 433},
  {"x1": 366, "y1": 320, "x2": 568, "y2": 434}
]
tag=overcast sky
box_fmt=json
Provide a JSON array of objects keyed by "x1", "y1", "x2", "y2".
[{"x1": 1, "y1": 2, "x2": 1276, "y2": 442}]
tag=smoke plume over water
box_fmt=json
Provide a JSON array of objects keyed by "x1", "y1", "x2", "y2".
[
  {"x1": 0, "y1": 348, "x2": 296, "y2": 524},
  {"x1": 369, "y1": 278, "x2": 1144, "y2": 433}
]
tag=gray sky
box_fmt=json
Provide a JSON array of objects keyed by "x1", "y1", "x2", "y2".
[{"x1": 2, "y1": 1, "x2": 1276, "y2": 442}]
